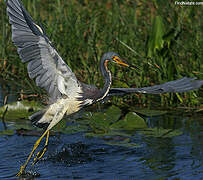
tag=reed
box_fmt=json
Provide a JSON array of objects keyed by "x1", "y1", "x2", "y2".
[{"x1": 0, "y1": 0, "x2": 202, "y2": 107}]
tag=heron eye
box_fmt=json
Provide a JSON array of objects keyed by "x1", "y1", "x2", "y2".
[{"x1": 112, "y1": 56, "x2": 120, "y2": 62}]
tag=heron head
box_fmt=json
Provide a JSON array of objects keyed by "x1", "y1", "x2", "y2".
[{"x1": 102, "y1": 52, "x2": 137, "y2": 70}]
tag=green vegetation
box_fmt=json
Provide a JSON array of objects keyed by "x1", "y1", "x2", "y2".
[
  {"x1": 0, "y1": 102, "x2": 184, "y2": 147},
  {"x1": 0, "y1": 0, "x2": 202, "y2": 108}
]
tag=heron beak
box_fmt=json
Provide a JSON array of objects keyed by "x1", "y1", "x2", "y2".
[
  {"x1": 112, "y1": 56, "x2": 140, "y2": 74},
  {"x1": 113, "y1": 56, "x2": 138, "y2": 69},
  {"x1": 113, "y1": 56, "x2": 130, "y2": 67},
  {"x1": 117, "y1": 59, "x2": 130, "y2": 67}
]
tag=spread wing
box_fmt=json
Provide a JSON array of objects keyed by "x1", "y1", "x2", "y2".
[
  {"x1": 7, "y1": 0, "x2": 80, "y2": 102},
  {"x1": 109, "y1": 77, "x2": 203, "y2": 96}
]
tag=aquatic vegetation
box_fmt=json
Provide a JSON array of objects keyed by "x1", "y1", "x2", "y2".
[
  {"x1": 0, "y1": 103, "x2": 184, "y2": 144},
  {"x1": 0, "y1": 100, "x2": 43, "y2": 121}
]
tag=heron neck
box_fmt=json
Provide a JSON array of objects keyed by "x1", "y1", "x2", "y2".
[{"x1": 97, "y1": 59, "x2": 112, "y2": 101}]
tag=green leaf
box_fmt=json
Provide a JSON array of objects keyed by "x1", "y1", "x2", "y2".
[
  {"x1": 87, "y1": 105, "x2": 121, "y2": 133},
  {"x1": 112, "y1": 79, "x2": 129, "y2": 88},
  {"x1": 147, "y1": 15, "x2": 165, "y2": 57},
  {"x1": 111, "y1": 112, "x2": 147, "y2": 130},
  {"x1": 132, "y1": 109, "x2": 167, "y2": 116},
  {"x1": 88, "y1": 112, "x2": 109, "y2": 133},
  {"x1": 62, "y1": 124, "x2": 89, "y2": 134},
  {"x1": 138, "y1": 127, "x2": 182, "y2": 138},
  {"x1": 105, "y1": 105, "x2": 122, "y2": 124}
]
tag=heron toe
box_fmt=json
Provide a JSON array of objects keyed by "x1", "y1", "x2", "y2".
[{"x1": 32, "y1": 145, "x2": 48, "y2": 165}]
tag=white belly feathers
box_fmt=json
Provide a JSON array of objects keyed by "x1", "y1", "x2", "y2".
[{"x1": 37, "y1": 94, "x2": 82, "y2": 131}]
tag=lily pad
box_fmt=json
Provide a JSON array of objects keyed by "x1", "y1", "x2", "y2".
[
  {"x1": 87, "y1": 105, "x2": 121, "y2": 133},
  {"x1": 85, "y1": 130, "x2": 131, "y2": 138},
  {"x1": 61, "y1": 124, "x2": 89, "y2": 134},
  {"x1": 111, "y1": 112, "x2": 147, "y2": 130},
  {"x1": 133, "y1": 109, "x2": 167, "y2": 116},
  {"x1": 138, "y1": 127, "x2": 183, "y2": 138},
  {"x1": 105, "y1": 105, "x2": 122, "y2": 123}
]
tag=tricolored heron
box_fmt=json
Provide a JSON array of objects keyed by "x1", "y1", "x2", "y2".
[{"x1": 6, "y1": 0, "x2": 203, "y2": 176}]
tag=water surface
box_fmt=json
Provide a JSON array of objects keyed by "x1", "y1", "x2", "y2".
[{"x1": 0, "y1": 85, "x2": 203, "y2": 180}]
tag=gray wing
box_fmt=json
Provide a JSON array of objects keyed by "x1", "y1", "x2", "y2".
[
  {"x1": 7, "y1": 0, "x2": 80, "y2": 101},
  {"x1": 108, "y1": 77, "x2": 203, "y2": 96}
]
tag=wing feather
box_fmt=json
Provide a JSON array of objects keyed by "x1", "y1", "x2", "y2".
[
  {"x1": 7, "y1": 0, "x2": 80, "y2": 101},
  {"x1": 109, "y1": 77, "x2": 203, "y2": 96}
]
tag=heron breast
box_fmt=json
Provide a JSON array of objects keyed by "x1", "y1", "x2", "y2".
[{"x1": 61, "y1": 97, "x2": 82, "y2": 116}]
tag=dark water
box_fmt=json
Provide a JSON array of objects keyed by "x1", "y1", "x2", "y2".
[
  {"x1": 0, "y1": 85, "x2": 203, "y2": 180},
  {"x1": 1, "y1": 114, "x2": 203, "y2": 180}
]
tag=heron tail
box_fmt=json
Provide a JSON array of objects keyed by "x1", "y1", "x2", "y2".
[{"x1": 29, "y1": 110, "x2": 48, "y2": 129}]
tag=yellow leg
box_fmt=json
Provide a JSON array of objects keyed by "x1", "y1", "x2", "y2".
[
  {"x1": 32, "y1": 130, "x2": 50, "y2": 165},
  {"x1": 16, "y1": 129, "x2": 49, "y2": 176}
]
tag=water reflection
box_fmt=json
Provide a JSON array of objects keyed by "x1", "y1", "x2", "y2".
[
  {"x1": 0, "y1": 81, "x2": 18, "y2": 107},
  {"x1": 141, "y1": 115, "x2": 203, "y2": 180}
]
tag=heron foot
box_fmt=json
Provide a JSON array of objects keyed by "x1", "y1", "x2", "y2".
[
  {"x1": 16, "y1": 129, "x2": 49, "y2": 176},
  {"x1": 16, "y1": 165, "x2": 25, "y2": 176},
  {"x1": 32, "y1": 145, "x2": 48, "y2": 165}
]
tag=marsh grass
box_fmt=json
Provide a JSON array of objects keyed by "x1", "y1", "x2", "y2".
[{"x1": 0, "y1": 0, "x2": 202, "y2": 108}]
